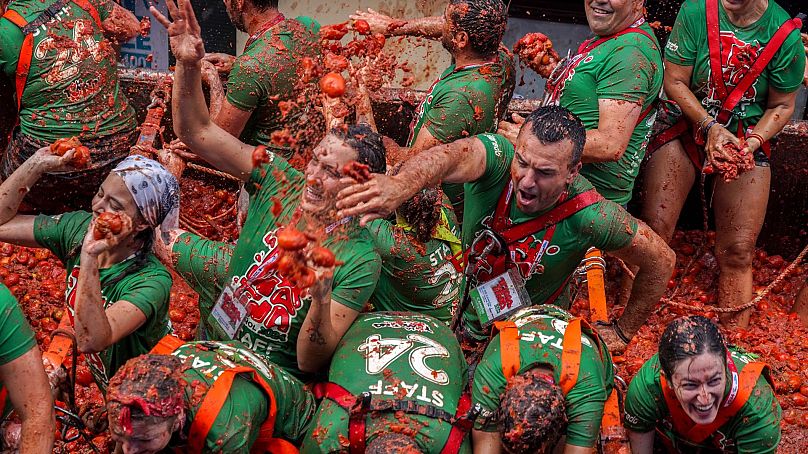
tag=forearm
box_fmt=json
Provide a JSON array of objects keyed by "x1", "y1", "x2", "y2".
[
  {"x1": 388, "y1": 16, "x2": 443, "y2": 39},
  {"x1": 18, "y1": 406, "x2": 55, "y2": 454},
  {"x1": 750, "y1": 103, "x2": 794, "y2": 142},
  {"x1": 582, "y1": 129, "x2": 628, "y2": 163},
  {"x1": 664, "y1": 77, "x2": 710, "y2": 126},
  {"x1": 297, "y1": 298, "x2": 341, "y2": 373},
  {"x1": 74, "y1": 253, "x2": 113, "y2": 353},
  {"x1": 206, "y1": 72, "x2": 225, "y2": 119},
  {"x1": 0, "y1": 157, "x2": 46, "y2": 225},
  {"x1": 619, "y1": 251, "x2": 674, "y2": 338}
]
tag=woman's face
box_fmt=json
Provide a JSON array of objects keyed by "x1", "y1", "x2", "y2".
[
  {"x1": 670, "y1": 352, "x2": 727, "y2": 424},
  {"x1": 91, "y1": 174, "x2": 147, "y2": 232}
]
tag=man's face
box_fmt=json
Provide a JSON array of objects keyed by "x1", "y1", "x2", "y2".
[
  {"x1": 584, "y1": 0, "x2": 642, "y2": 36},
  {"x1": 110, "y1": 416, "x2": 177, "y2": 454},
  {"x1": 670, "y1": 352, "x2": 727, "y2": 425},
  {"x1": 223, "y1": 0, "x2": 246, "y2": 32},
  {"x1": 302, "y1": 134, "x2": 359, "y2": 218},
  {"x1": 511, "y1": 124, "x2": 579, "y2": 214}
]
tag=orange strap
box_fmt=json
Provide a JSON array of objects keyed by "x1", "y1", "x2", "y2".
[
  {"x1": 660, "y1": 362, "x2": 767, "y2": 444},
  {"x1": 493, "y1": 321, "x2": 521, "y2": 381},
  {"x1": 494, "y1": 318, "x2": 583, "y2": 396},
  {"x1": 584, "y1": 249, "x2": 608, "y2": 323},
  {"x1": 43, "y1": 317, "x2": 74, "y2": 366},
  {"x1": 148, "y1": 335, "x2": 185, "y2": 355}
]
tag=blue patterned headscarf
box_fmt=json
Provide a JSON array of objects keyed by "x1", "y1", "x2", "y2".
[{"x1": 112, "y1": 156, "x2": 180, "y2": 242}]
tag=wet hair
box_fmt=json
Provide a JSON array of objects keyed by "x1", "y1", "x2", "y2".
[
  {"x1": 498, "y1": 368, "x2": 567, "y2": 454},
  {"x1": 522, "y1": 105, "x2": 586, "y2": 169},
  {"x1": 107, "y1": 355, "x2": 187, "y2": 431},
  {"x1": 330, "y1": 124, "x2": 387, "y2": 174},
  {"x1": 366, "y1": 433, "x2": 423, "y2": 454},
  {"x1": 390, "y1": 163, "x2": 441, "y2": 244},
  {"x1": 250, "y1": 0, "x2": 279, "y2": 10},
  {"x1": 448, "y1": 0, "x2": 508, "y2": 58},
  {"x1": 659, "y1": 316, "x2": 728, "y2": 379}
]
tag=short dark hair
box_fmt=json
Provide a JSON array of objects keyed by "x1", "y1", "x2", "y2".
[
  {"x1": 366, "y1": 433, "x2": 423, "y2": 454},
  {"x1": 498, "y1": 368, "x2": 567, "y2": 453},
  {"x1": 330, "y1": 124, "x2": 387, "y2": 174},
  {"x1": 107, "y1": 355, "x2": 187, "y2": 429},
  {"x1": 250, "y1": 0, "x2": 279, "y2": 10},
  {"x1": 659, "y1": 316, "x2": 727, "y2": 379},
  {"x1": 522, "y1": 105, "x2": 586, "y2": 168},
  {"x1": 448, "y1": 0, "x2": 508, "y2": 58}
]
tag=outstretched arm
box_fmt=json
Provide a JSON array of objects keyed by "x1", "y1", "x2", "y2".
[
  {"x1": 0, "y1": 347, "x2": 55, "y2": 454},
  {"x1": 350, "y1": 9, "x2": 443, "y2": 39},
  {"x1": 151, "y1": 0, "x2": 254, "y2": 181},
  {"x1": 102, "y1": 3, "x2": 140, "y2": 43},
  {"x1": 336, "y1": 136, "x2": 488, "y2": 225}
]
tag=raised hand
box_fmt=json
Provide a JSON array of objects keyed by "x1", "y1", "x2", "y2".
[
  {"x1": 349, "y1": 8, "x2": 396, "y2": 35},
  {"x1": 150, "y1": 0, "x2": 205, "y2": 65}
]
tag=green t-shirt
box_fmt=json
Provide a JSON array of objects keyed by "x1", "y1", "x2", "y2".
[
  {"x1": 366, "y1": 207, "x2": 462, "y2": 324},
  {"x1": 472, "y1": 306, "x2": 614, "y2": 448},
  {"x1": 549, "y1": 21, "x2": 663, "y2": 205},
  {"x1": 198, "y1": 150, "x2": 380, "y2": 378},
  {"x1": 34, "y1": 211, "x2": 171, "y2": 391},
  {"x1": 407, "y1": 47, "x2": 516, "y2": 212},
  {"x1": 0, "y1": 284, "x2": 37, "y2": 419},
  {"x1": 227, "y1": 16, "x2": 321, "y2": 152},
  {"x1": 665, "y1": 0, "x2": 805, "y2": 133},
  {"x1": 301, "y1": 312, "x2": 470, "y2": 454},
  {"x1": 0, "y1": 0, "x2": 137, "y2": 141},
  {"x1": 461, "y1": 134, "x2": 638, "y2": 338},
  {"x1": 624, "y1": 348, "x2": 781, "y2": 453},
  {"x1": 166, "y1": 340, "x2": 315, "y2": 453}
]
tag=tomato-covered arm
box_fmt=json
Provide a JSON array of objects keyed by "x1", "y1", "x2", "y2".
[
  {"x1": 582, "y1": 99, "x2": 643, "y2": 163},
  {"x1": 102, "y1": 3, "x2": 140, "y2": 43},
  {"x1": 741, "y1": 86, "x2": 798, "y2": 155},
  {"x1": 0, "y1": 347, "x2": 55, "y2": 454},
  {"x1": 349, "y1": 9, "x2": 443, "y2": 39},
  {"x1": 0, "y1": 148, "x2": 76, "y2": 247},
  {"x1": 151, "y1": 0, "x2": 255, "y2": 181},
  {"x1": 628, "y1": 430, "x2": 655, "y2": 454}
]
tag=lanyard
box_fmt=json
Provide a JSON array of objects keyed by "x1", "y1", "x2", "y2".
[
  {"x1": 723, "y1": 350, "x2": 740, "y2": 408},
  {"x1": 244, "y1": 13, "x2": 286, "y2": 49}
]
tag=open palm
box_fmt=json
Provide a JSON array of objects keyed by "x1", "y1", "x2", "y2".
[{"x1": 150, "y1": 0, "x2": 205, "y2": 64}]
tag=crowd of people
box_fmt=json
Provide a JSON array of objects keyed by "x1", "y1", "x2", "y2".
[{"x1": 0, "y1": 0, "x2": 806, "y2": 452}]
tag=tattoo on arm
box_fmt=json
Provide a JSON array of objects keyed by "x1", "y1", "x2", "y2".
[{"x1": 308, "y1": 323, "x2": 326, "y2": 345}]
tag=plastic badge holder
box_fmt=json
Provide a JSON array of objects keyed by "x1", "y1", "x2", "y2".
[
  {"x1": 470, "y1": 268, "x2": 532, "y2": 328},
  {"x1": 208, "y1": 283, "x2": 249, "y2": 341}
]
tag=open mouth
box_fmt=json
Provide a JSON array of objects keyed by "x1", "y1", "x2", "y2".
[
  {"x1": 692, "y1": 402, "x2": 715, "y2": 417},
  {"x1": 590, "y1": 6, "x2": 613, "y2": 15},
  {"x1": 304, "y1": 185, "x2": 324, "y2": 204},
  {"x1": 517, "y1": 189, "x2": 538, "y2": 204}
]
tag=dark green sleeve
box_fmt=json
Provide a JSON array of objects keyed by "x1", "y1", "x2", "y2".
[
  {"x1": 664, "y1": 0, "x2": 701, "y2": 66},
  {"x1": 172, "y1": 232, "x2": 233, "y2": 316},
  {"x1": 580, "y1": 199, "x2": 638, "y2": 252},
  {"x1": 93, "y1": 0, "x2": 114, "y2": 21},
  {"x1": 331, "y1": 244, "x2": 381, "y2": 312},
  {"x1": 0, "y1": 285, "x2": 36, "y2": 366},
  {"x1": 294, "y1": 16, "x2": 321, "y2": 35},
  {"x1": 623, "y1": 358, "x2": 664, "y2": 433},
  {"x1": 564, "y1": 359, "x2": 608, "y2": 447},
  {"x1": 226, "y1": 55, "x2": 266, "y2": 112},
  {"x1": 595, "y1": 40, "x2": 656, "y2": 104},
  {"x1": 733, "y1": 378, "x2": 781, "y2": 454},
  {"x1": 116, "y1": 263, "x2": 172, "y2": 321},
  {"x1": 366, "y1": 219, "x2": 395, "y2": 260},
  {"x1": 470, "y1": 133, "x2": 514, "y2": 192},
  {"x1": 767, "y1": 31, "x2": 806, "y2": 93},
  {"x1": 33, "y1": 211, "x2": 92, "y2": 263},
  {"x1": 470, "y1": 341, "x2": 505, "y2": 432},
  {"x1": 206, "y1": 377, "x2": 267, "y2": 453},
  {"x1": 423, "y1": 90, "x2": 476, "y2": 143}
]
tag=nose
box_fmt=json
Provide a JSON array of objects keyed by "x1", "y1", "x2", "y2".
[
  {"x1": 519, "y1": 169, "x2": 538, "y2": 190},
  {"x1": 696, "y1": 386, "x2": 712, "y2": 405}
]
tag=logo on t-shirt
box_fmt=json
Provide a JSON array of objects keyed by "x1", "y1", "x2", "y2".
[
  {"x1": 703, "y1": 32, "x2": 761, "y2": 116},
  {"x1": 33, "y1": 9, "x2": 107, "y2": 89},
  {"x1": 233, "y1": 229, "x2": 305, "y2": 345}
]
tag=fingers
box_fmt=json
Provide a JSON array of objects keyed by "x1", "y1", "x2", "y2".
[
  {"x1": 182, "y1": 0, "x2": 202, "y2": 36},
  {"x1": 60, "y1": 147, "x2": 77, "y2": 165},
  {"x1": 335, "y1": 180, "x2": 377, "y2": 208},
  {"x1": 150, "y1": 6, "x2": 171, "y2": 28},
  {"x1": 512, "y1": 113, "x2": 525, "y2": 123},
  {"x1": 164, "y1": 0, "x2": 180, "y2": 22},
  {"x1": 359, "y1": 213, "x2": 384, "y2": 227}
]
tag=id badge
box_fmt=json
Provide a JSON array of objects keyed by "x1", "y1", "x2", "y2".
[
  {"x1": 470, "y1": 268, "x2": 532, "y2": 327},
  {"x1": 209, "y1": 283, "x2": 249, "y2": 340}
]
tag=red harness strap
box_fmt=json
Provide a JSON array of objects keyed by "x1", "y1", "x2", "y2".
[
  {"x1": 150, "y1": 336, "x2": 298, "y2": 454},
  {"x1": 2, "y1": 0, "x2": 103, "y2": 112},
  {"x1": 313, "y1": 382, "x2": 474, "y2": 454},
  {"x1": 659, "y1": 360, "x2": 770, "y2": 445}
]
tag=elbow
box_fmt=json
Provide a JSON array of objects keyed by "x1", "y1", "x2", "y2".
[
  {"x1": 296, "y1": 356, "x2": 324, "y2": 375},
  {"x1": 658, "y1": 244, "x2": 677, "y2": 278},
  {"x1": 76, "y1": 336, "x2": 107, "y2": 355}
]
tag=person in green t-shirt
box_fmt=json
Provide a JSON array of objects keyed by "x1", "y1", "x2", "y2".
[
  {"x1": 471, "y1": 306, "x2": 613, "y2": 453},
  {"x1": 502, "y1": 0, "x2": 663, "y2": 206},
  {"x1": 152, "y1": 0, "x2": 382, "y2": 379},
  {"x1": 640, "y1": 0, "x2": 805, "y2": 328},
  {"x1": 625, "y1": 316, "x2": 781, "y2": 453},
  {"x1": 300, "y1": 312, "x2": 472, "y2": 453},
  {"x1": 0, "y1": 283, "x2": 54, "y2": 453},
  {"x1": 0, "y1": 152, "x2": 176, "y2": 392},
  {"x1": 337, "y1": 105, "x2": 675, "y2": 354},
  {"x1": 367, "y1": 187, "x2": 462, "y2": 324},
  {"x1": 0, "y1": 0, "x2": 141, "y2": 212},
  {"x1": 351, "y1": 0, "x2": 516, "y2": 219},
  {"x1": 106, "y1": 340, "x2": 315, "y2": 454}
]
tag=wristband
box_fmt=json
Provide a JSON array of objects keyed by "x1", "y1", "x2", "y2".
[
  {"x1": 747, "y1": 132, "x2": 765, "y2": 146},
  {"x1": 703, "y1": 120, "x2": 718, "y2": 136},
  {"x1": 613, "y1": 319, "x2": 632, "y2": 344},
  {"x1": 697, "y1": 115, "x2": 713, "y2": 130}
]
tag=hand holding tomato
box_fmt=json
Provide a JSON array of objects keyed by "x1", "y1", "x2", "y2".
[{"x1": 83, "y1": 212, "x2": 133, "y2": 257}]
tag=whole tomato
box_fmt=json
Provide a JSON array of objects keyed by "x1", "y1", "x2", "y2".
[
  {"x1": 319, "y1": 72, "x2": 346, "y2": 98},
  {"x1": 310, "y1": 246, "x2": 337, "y2": 267},
  {"x1": 353, "y1": 19, "x2": 371, "y2": 35},
  {"x1": 94, "y1": 212, "x2": 125, "y2": 240},
  {"x1": 251, "y1": 146, "x2": 270, "y2": 168},
  {"x1": 277, "y1": 228, "x2": 308, "y2": 251}
]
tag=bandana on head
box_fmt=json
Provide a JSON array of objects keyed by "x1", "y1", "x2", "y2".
[{"x1": 112, "y1": 156, "x2": 180, "y2": 243}]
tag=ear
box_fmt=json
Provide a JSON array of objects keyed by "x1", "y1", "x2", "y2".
[
  {"x1": 455, "y1": 30, "x2": 471, "y2": 51},
  {"x1": 567, "y1": 162, "x2": 582, "y2": 183}
]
